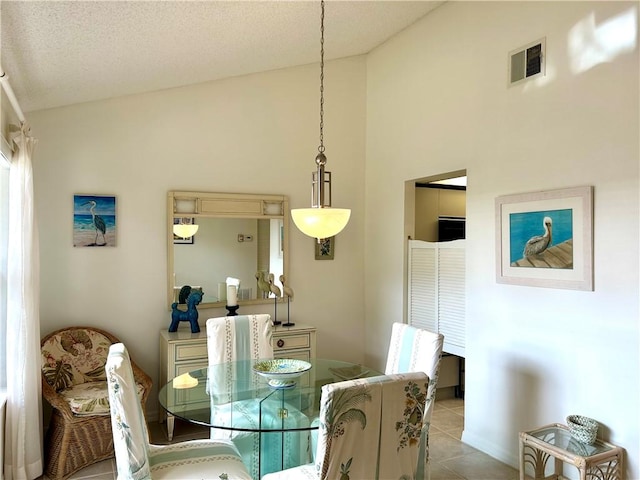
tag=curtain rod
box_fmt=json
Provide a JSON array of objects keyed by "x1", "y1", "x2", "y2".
[{"x1": 0, "y1": 69, "x2": 26, "y2": 124}]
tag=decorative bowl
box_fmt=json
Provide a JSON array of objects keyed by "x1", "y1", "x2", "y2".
[
  {"x1": 566, "y1": 415, "x2": 598, "y2": 445},
  {"x1": 253, "y1": 359, "x2": 312, "y2": 388}
]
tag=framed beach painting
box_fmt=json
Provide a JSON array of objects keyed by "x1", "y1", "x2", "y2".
[
  {"x1": 73, "y1": 194, "x2": 117, "y2": 247},
  {"x1": 495, "y1": 186, "x2": 593, "y2": 291}
]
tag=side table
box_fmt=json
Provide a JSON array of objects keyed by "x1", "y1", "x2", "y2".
[{"x1": 519, "y1": 423, "x2": 624, "y2": 480}]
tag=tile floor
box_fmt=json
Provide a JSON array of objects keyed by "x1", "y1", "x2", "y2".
[
  {"x1": 48, "y1": 395, "x2": 520, "y2": 480},
  {"x1": 428, "y1": 397, "x2": 519, "y2": 480}
]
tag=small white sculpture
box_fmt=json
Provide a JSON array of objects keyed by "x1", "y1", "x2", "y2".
[
  {"x1": 267, "y1": 273, "x2": 282, "y2": 298},
  {"x1": 255, "y1": 271, "x2": 270, "y2": 299},
  {"x1": 267, "y1": 273, "x2": 282, "y2": 326},
  {"x1": 280, "y1": 274, "x2": 294, "y2": 300},
  {"x1": 279, "y1": 274, "x2": 295, "y2": 327}
]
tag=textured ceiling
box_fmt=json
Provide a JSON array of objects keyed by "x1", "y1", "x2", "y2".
[{"x1": 1, "y1": 1, "x2": 443, "y2": 113}]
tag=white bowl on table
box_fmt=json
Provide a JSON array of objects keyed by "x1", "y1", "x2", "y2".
[{"x1": 253, "y1": 359, "x2": 312, "y2": 388}]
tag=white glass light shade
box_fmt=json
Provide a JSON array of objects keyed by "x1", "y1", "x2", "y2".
[
  {"x1": 173, "y1": 224, "x2": 199, "y2": 239},
  {"x1": 291, "y1": 207, "x2": 351, "y2": 239}
]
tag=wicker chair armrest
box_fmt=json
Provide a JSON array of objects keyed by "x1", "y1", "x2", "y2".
[
  {"x1": 42, "y1": 375, "x2": 76, "y2": 420},
  {"x1": 131, "y1": 359, "x2": 153, "y2": 411}
]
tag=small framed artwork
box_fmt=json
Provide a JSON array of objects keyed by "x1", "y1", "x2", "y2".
[
  {"x1": 315, "y1": 236, "x2": 335, "y2": 260},
  {"x1": 495, "y1": 186, "x2": 593, "y2": 291},
  {"x1": 173, "y1": 218, "x2": 195, "y2": 244},
  {"x1": 73, "y1": 194, "x2": 117, "y2": 247}
]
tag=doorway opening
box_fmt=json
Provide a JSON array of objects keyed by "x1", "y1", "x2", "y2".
[{"x1": 404, "y1": 170, "x2": 466, "y2": 400}]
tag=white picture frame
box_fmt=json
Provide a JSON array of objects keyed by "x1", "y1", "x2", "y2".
[{"x1": 495, "y1": 186, "x2": 593, "y2": 291}]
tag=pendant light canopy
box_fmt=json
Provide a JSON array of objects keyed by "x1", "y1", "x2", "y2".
[{"x1": 291, "y1": 0, "x2": 351, "y2": 241}]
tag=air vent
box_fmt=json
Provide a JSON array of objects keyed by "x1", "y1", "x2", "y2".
[{"x1": 509, "y1": 38, "x2": 545, "y2": 86}]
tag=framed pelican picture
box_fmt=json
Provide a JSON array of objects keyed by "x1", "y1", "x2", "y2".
[
  {"x1": 73, "y1": 194, "x2": 117, "y2": 247},
  {"x1": 495, "y1": 186, "x2": 593, "y2": 290}
]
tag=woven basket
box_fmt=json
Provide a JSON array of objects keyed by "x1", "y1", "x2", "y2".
[{"x1": 566, "y1": 415, "x2": 598, "y2": 445}]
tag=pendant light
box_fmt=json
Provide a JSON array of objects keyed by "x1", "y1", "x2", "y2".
[
  {"x1": 173, "y1": 218, "x2": 199, "y2": 239},
  {"x1": 291, "y1": 0, "x2": 351, "y2": 241}
]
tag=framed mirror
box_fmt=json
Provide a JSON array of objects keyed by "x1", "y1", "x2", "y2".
[{"x1": 167, "y1": 191, "x2": 289, "y2": 310}]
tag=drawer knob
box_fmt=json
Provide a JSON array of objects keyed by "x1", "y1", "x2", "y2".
[{"x1": 277, "y1": 339, "x2": 285, "y2": 348}]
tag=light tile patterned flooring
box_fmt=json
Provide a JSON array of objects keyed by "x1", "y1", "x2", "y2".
[
  {"x1": 429, "y1": 397, "x2": 518, "y2": 480},
  {"x1": 51, "y1": 396, "x2": 519, "y2": 480}
]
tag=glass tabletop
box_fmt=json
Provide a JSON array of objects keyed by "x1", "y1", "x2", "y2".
[
  {"x1": 529, "y1": 425, "x2": 613, "y2": 457},
  {"x1": 158, "y1": 358, "x2": 382, "y2": 432}
]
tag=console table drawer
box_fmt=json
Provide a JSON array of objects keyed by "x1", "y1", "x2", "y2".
[
  {"x1": 274, "y1": 333, "x2": 310, "y2": 351},
  {"x1": 273, "y1": 324, "x2": 316, "y2": 360},
  {"x1": 175, "y1": 343, "x2": 207, "y2": 362},
  {"x1": 175, "y1": 361, "x2": 208, "y2": 377}
]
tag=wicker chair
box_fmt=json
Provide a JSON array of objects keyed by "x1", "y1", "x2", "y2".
[{"x1": 41, "y1": 326, "x2": 152, "y2": 480}]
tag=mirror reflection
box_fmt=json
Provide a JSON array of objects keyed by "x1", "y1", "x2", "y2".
[{"x1": 172, "y1": 217, "x2": 284, "y2": 305}]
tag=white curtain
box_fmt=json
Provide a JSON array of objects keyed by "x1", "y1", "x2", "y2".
[{"x1": 4, "y1": 123, "x2": 42, "y2": 480}]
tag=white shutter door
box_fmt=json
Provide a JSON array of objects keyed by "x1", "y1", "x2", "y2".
[
  {"x1": 408, "y1": 240, "x2": 465, "y2": 357},
  {"x1": 408, "y1": 242, "x2": 437, "y2": 332},
  {"x1": 438, "y1": 245, "x2": 466, "y2": 356}
]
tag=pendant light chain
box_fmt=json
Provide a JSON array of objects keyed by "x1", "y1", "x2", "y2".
[
  {"x1": 318, "y1": 0, "x2": 325, "y2": 155},
  {"x1": 290, "y1": 0, "x2": 351, "y2": 240}
]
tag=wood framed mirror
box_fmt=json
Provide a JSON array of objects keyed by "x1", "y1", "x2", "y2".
[{"x1": 168, "y1": 191, "x2": 289, "y2": 310}]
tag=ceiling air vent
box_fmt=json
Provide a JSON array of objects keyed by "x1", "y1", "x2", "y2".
[{"x1": 509, "y1": 38, "x2": 545, "y2": 86}]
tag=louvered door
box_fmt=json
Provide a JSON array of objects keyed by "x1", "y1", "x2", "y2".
[{"x1": 408, "y1": 239, "x2": 465, "y2": 357}]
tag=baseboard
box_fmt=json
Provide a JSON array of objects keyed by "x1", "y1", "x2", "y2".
[{"x1": 461, "y1": 428, "x2": 519, "y2": 470}]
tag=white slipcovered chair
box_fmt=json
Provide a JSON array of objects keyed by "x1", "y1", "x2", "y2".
[
  {"x1": 262, "y1": 371, "x2": 429, "y2": 480},
  {"x1": 385, "y1": 322, "x2": 445, "y2": 480},
  {"x1": 106, "y1": 342, "x2": 251, "y2": 480},
  {"x1": 206, "y1": 314, "x2": 310, "y2": 479}
]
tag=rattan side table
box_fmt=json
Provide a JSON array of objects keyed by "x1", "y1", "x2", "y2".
[{"x1": 519, "y1": 423, "x2": 624, "y2": 480}]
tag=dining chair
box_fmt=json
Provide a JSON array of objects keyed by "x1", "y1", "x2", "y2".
[
  {"x1": 206, "y1": 314, "x2": 310, "y2": 479},
  {"x1": 41, "y1": 326, "x2": 152, "y2": 480},
  {"x1": 262, "y1": 371, "x2": 429, "y2": 480},
  {"x1": 106, "y1": 342, "x2": 252, "y2": 479},
  {"x1": 385, "y1": 322, "x2": 445, "y2": 480}
]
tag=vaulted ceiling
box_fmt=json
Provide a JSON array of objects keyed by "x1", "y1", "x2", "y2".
[{"x1": 1, "y1": 1, "x2": 443, "y2": 113}]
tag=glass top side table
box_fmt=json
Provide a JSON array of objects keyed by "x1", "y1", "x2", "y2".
[{"x1": 519, "y1": 423, "x2": 624, "y2": 480}]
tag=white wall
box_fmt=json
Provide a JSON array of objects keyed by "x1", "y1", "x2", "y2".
[
  {"x1": 365, "y1": 1, "x2": 639, "y2": 477},
  {"x1": 29, "y1": 56, "x2": 367, "y2": 418}
]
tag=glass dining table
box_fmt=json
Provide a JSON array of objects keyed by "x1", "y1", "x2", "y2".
[{"x1": 158, "y1": 358, "x2": 381, "y2": 478}]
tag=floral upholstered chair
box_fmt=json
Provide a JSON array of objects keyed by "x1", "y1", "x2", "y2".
[
  {"x1": 41, "y1": 326, "x2": 152, "y2": 480},
  {"x1": 262, "y1": 371, "x2": 429, "y2": 480},
  {"x1": 206, "y1": 314, "x2": 310, "y2": 479},
  {"x1": 106, "y1": 342, "x2": 251, "y2": 480},
  {"x1": 385, "y1": 322, "x2": 445, "y2": 480}
]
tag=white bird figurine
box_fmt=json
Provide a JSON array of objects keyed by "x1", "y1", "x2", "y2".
[
  {"x1": 255, "y1": 271, "x2": 271, "y2": 299},
  {"x1": 267, "y1": 273, "x2": 281, "y2": 298},
  {"x1": 279, "y1": 274, "x2": 294, "y2": 300},
  {"x1": 279, "y1": 274, "x2": 295, "y2": 327},
  {"x1": 523, "y1": 216, "x2": 553, "y2": 258}
]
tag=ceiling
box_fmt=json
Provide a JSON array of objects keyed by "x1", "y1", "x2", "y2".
[{"x1": 1, "y1": 1, "x2": 443, "y2": 114}]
